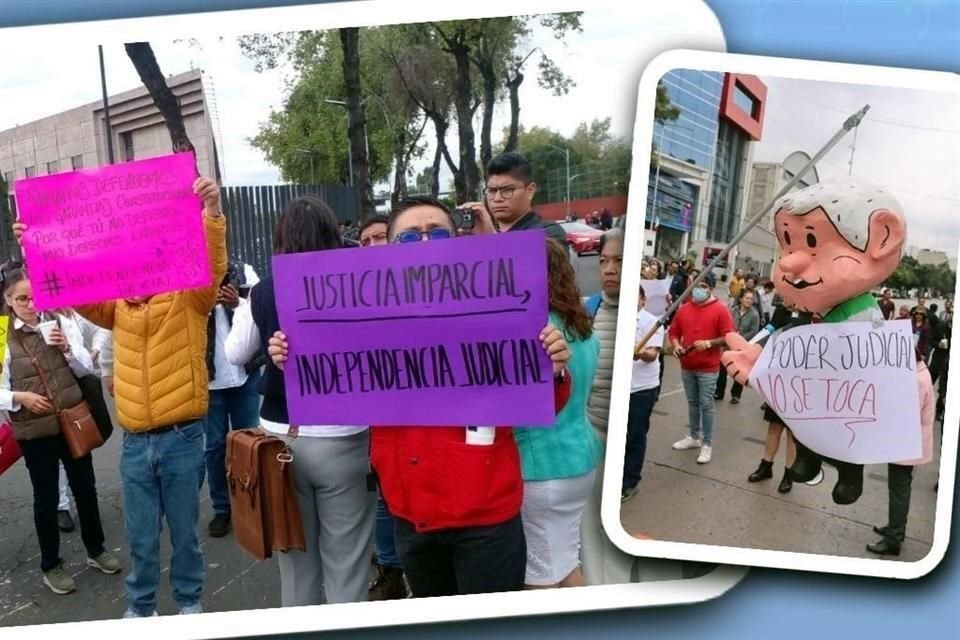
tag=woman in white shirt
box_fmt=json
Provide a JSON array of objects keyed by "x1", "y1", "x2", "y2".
[
  {"x1": 621, "y1": 284, "x2": 664, "y2": 502},
  {"x1": 224, "y1": 196, "x2": 374, "y2": 607},
  {"x1": 0, "y1": 268, "x2": 121, "y2": 595}
]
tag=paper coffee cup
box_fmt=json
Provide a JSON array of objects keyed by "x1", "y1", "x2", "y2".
[{"x1": 36, "y1": 320, "x2": 57, "y2": 345}]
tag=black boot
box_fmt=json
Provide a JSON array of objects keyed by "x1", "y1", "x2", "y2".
[
  {"x1": 369, "y1": 565, "x2": 408, "y2": 601},
  {"x1": 866, "y1": 538, "x2": 901, "y2": 556},
  {"x1": 748, "y1": 459, "x2": 774, "y2": 482},
  {"x1": 777, "y1": 468, "x2": 793, "y2": 493},
  {"x1": 832, "y1": 461, "x2": 864, "y2": 505},
  {"x1": 790, "y1": 439, "x2": 823, "y2": 483}
]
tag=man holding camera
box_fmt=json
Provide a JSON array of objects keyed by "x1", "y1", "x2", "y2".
[
  {"x1": 204, "y1": 260, "x2": 264, "y2": 538},
  {"x1": 460, "y1": 152, "x2": 568, "y2": 247}
]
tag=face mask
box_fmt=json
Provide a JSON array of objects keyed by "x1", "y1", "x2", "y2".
[{"x1": 692, "y1": 288, "x2": 709, "y2": 303}]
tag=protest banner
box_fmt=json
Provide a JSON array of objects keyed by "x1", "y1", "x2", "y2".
[
  {"x1": 641, "y1": 278, "x2": 671, "y2": 317},
  {"x1": 13, "y1": 152, "x2": 211, "y2": 309},
  {"x1": 747, "y1": 319, "x2": 922, "y2": 464},
  {"x1": 273, "y1": 230, "x2": 555, "y2": 426}
]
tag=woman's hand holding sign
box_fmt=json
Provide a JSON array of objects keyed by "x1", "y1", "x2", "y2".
[
  {"x1": 539, "y1": 325, "x2": 570, "y2": 376},
  {"x1": 269, "y1": 331, "x2": 288, "y2": 370}
]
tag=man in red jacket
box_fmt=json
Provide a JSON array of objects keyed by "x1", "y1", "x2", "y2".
[
  {"x1": 668, "y1": 271, "x2": 735, "y2": 464},
  {"x1": 269, "y1": 196, "x2": 572, "y2": 597}
]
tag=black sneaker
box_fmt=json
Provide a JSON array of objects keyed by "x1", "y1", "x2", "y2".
[
  {"x1": 57, "y1": 510, "x2": 75, "y2": 533},
  {"x1": 208, "y1": 513, "x2": 231, "y2": 538}
]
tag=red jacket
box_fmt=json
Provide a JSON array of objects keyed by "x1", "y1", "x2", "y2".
[
  {"x1": 370, "y1": 376, "x2": 572, "y2": 533},
  {"x1": 668, "y1": 297, "x2": 735, "y2": 373}
]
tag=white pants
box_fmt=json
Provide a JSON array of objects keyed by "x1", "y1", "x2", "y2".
[
  {"x1": 580, "y1": 427, "x2": 685, "y2": 585},
  {"x1": 58, "y1": 463, "x2": 71, "y2": 511}
]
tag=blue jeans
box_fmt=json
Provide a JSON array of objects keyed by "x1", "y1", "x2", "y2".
[
  {"x1": 203, "y1": 370, "x2": 262, "y2": 515},
  {"x1": 623, "y1": 387, "x2": 658, "y2": 490},
  {"x1": 120, "y1": 421, "x2": 206, "y2": 615},
  {"x1": 681, "y1": 370, "x2": 718, "y2": 444},
  {"x1": 375, "y1": 495, "x2": 402, "y2": 569}
]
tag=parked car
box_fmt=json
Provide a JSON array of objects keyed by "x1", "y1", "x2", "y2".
[{"x1": 560, "y1": 221, "x2": 603, "y2": 256}]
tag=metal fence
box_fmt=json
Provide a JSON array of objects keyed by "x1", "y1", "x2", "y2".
[
  {"x1": 3, "y1": 183, "x2": 358, "y2": 278},
  {"x1": 220, "y1": 184, "x2": 358, "y2": 278}
]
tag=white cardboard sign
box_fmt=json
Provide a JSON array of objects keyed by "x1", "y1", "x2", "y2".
[{"x1": 747, "y1": 320, "x2": 922, "y2": 464}]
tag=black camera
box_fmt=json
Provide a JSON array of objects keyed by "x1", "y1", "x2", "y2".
[{"x1": 451, "y1": 207, "x2": 476, "y2": 231}]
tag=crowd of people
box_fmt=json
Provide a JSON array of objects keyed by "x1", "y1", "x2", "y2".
[
  {"x1": 0, "y1": 150, "x2": 672, "y2": 618},
  {"x1": 627, "y1": 256, "x2": 951, "y2": 557}
]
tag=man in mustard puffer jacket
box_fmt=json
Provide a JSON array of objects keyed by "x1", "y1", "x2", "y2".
[{"x1": 15, "y1": 176, "x2": 227, "y2": 618}]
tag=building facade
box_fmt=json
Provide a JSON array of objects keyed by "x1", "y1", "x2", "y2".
[
  {"x1": 646, "y1": 70, "x2": 767, "y2": 275},
  {"x1": 736, "y1": 152, "x2": 820, "y2": 278},
  {"x1": 0, "y1": 70, "x2": 218, "y2": 194}
]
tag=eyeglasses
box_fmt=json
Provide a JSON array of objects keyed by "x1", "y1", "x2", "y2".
[
  {"x1": 393, "y1": 228, "x2": 454, "y2": 244},
  {"x1": 359, "y1": 232, "x2": 388, "y2": 247},
  {"x1": 13, "y1": 295, "x2": 33, "y2": 306},
  {"x1": 484, "y1": 184, "x2": 524, "y2": 200}
]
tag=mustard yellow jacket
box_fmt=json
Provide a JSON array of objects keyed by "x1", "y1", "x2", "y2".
[{"x1": 77, "y1": 212, "x2": 228, "y2": 431}]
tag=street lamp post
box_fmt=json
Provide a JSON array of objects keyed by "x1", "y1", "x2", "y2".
[{"x1": 543, "y1": 144, "x2": 571, "y2": 219}]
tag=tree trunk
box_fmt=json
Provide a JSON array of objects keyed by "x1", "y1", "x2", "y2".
[
  {"x1": 124, "y1": 43, "x2": 196, "y2": 166},
  {"x1": 391, "y1": 128, "x2": 408, "y2": 209},
  {"x1": 448, "y1": 37, "x2": 480, "y2": 203},
  {"x1": 479, "y1": 62, "x2": 497, "y2": 172},
  {"x1": 339, "y1": 28, "x2": 375, "y2": 223},
  {"x1": 391, "y1": 116, "x2": 428, "y2": 207},
  {"x1": 505, "y1": 70, "x2": 524, "y2": 153},
  {"x1": 428, "y1": 116, "x2": 449, "y2": 199}
]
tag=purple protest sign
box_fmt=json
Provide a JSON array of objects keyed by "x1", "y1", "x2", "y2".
[
  {"x1": 273, "y1": 230, "x2": 555, "y2": 427},
  {"x1": 13, "y1": 152, "x2": 210, "y2": 309}
]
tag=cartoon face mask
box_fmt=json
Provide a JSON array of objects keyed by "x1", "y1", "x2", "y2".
[{"x1": 770, "y1": 180, "x2": 907, "y2": 316}]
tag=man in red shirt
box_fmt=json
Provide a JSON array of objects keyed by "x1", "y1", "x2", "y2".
[{"x1": 667, "y1": 272, "x2": 735, "y2": 464}]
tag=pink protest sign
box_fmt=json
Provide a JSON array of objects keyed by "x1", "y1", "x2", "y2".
[{"x1": 14, "y1": 152, "x2": 211, "y2": 309}]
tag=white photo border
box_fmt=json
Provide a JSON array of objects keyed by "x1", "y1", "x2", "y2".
[
  {"x1": 1, "y1": 2, "x2": 749, "y2": 639},
  {"x1": 603, "y1": 48, "x2": 960, "y2": 581}
]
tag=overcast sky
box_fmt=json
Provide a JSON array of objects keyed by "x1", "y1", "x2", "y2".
[
  {"x1": 0, "y1": 8, "x2": 720, "y2": 192},
  {"x1": 752, "y1": 76, "x2": 960, "y2": 255}
]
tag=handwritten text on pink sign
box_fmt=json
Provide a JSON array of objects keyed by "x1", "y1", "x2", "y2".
[{"x1": 14, "y1": 152, "x2": 211, "y2": 309}]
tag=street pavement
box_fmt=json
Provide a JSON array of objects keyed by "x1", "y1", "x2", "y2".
[
  {"x1": 620, "y1": 331, "x2": 944, "y2": 563},
  {"x1": 0, "y1": 253, "x2": 611, "y2": 630},
  {"x1": 0, "y1": 382, "x2": 293, "y2": 627}
]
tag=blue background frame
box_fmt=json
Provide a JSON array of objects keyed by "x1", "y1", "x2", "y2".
[{"x1": 1, "y1": 1, "x2": 957, "y2": 637}]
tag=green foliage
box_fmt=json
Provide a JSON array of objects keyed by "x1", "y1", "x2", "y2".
[
  {"x1": 509, "y1": 118, "x2": 631, "y2": 205},
  {"x1": 883, "y1": 254, "x2": 957, "y2": 297},
  {"x1": 242, "y1": 28, "x2": 425, "y2": 186},
  {"x1": 651, "y1": 80, "x2": 681, "y2": 167}
]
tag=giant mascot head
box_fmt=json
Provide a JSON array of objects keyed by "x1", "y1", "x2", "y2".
[{"x1": 771, "y1": 179, "x2": 907, "y2": 316}]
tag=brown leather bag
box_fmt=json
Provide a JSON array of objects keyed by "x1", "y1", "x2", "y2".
[
  {"x1": 16, "y1": 332, "x2": 103, "y2": 459},
  {"x1": 226, "y1": 426, "x2": 305, "y2": 561}
]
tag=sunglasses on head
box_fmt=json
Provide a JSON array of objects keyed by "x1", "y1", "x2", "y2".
[{"x1": 394, "y1": 228, "x2": 454, "y2": 244}]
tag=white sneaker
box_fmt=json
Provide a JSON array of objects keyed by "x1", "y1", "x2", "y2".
[
  {"x1": 697, "y1": 445, "x2": 713, "y2": 464},
  {"x1": 672, "y1": 435, "x2": 702, "y2": 450}
]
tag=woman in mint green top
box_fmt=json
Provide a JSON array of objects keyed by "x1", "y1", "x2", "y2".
[
  {"x1": 513, "y1": 240, "x2": 602, "y2": 589},
  {"x1": 513, "y1": 312, "x2": 602, "y2": 479}
]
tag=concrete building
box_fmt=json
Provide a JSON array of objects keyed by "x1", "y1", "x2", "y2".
[
  {"x1": 0, "y1": 69, "x2": 218, "y2": 192},
  {"x1": 735, "y1": 152, "x2": 819, "y2": 278},
  {"x1": 915, "y1": 248, "x2": 950, "y2": 267},
  {"x1": 647, "y1": 70, "x2": 767, "y2": 274}
]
